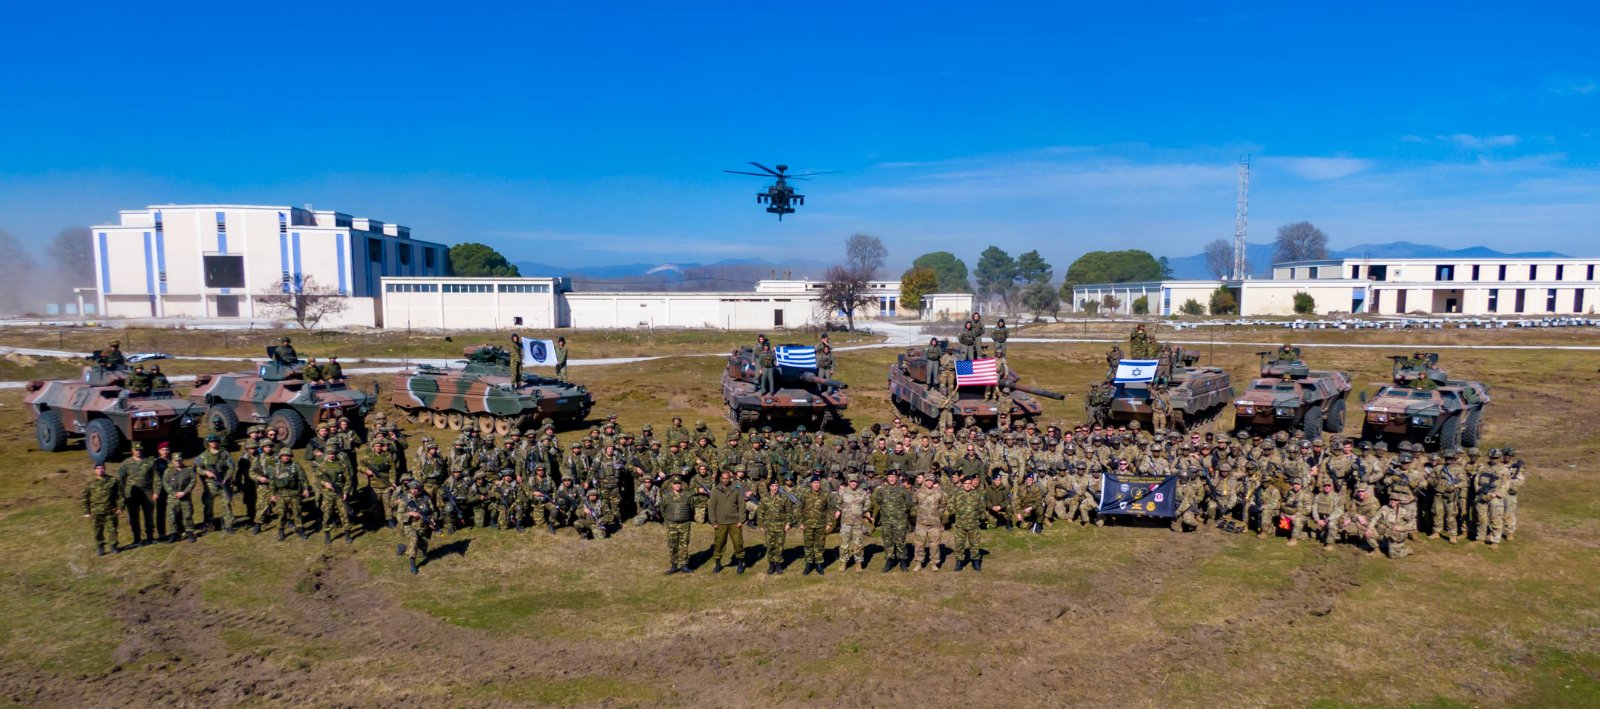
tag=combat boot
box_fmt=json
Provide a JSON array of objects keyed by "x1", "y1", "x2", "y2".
[
  {"x1": 186, "y1": 532, "x2": 197, "y2": 543},
  {"x1": 803, "y1": 563, "x2": 814, "y2": 576},
  {"x1": 396, "y1": 543, "x2": 406, "y2": 557},
  {"x1": 1033, "y1": 523, "x2": 1042, "y2": 534},
  {"x1": 972, "y1": 557, "x2": 983, "y2": 572},
  {"x1": 344, "y1": 531, "x2": 353, "y2": 545},
  {"x1": 409, "y1": 559, "x2": 418, "y2": 575},
  {"x1": 109, "y1": 544, "x2": 120, "y2": 554},
  {"x1": 900, "y1": 558, "x2": 910, "y2": 572},
  {"x1": 954, "y1": 556, "x2": 967, "y2": 572},
  {"x1": 324, "y1": 531, "x2": 333, "y2": 545},
  {"x1": 882, "y1": 558, "x2": 896, "y2": 573},
  {"x1": 547, "y1": 523, "x2": 556, "y2": 535},
  {"x1": 252, "y1": 524, "x2": 262, "y2": 535},
  {"x1": 224, "y1": 523, "x2": 235, "y2": 535},
  {"x1": 713, "y1": 561, "x2": 723, "y2": 574},
  {"x1": 766, "y1": 562, "x2": 775, "y2": 575},
  {"x1": 96, "y1": 544, "x2": 106, "y2": 557},
  {"x1": 735, "y1": 559, "x2": 746, "y2": 575},
  {"x1": 276, "y1": 528, "x2": 286, "y2": 542},
  {"x1": 913, "y1": 558, "x2": 924, "y2": 572},
  {"x1": 774, "y1": 562, "x2": 784, "y2": 575},
  {"x1": 298, "y1": 528, "x2": 309, "y2": 540},
  {"x1": 665, "y1": 565, "x2": 679, "y2": 575},
  {"x1": 815, "y1": 563, "x2": 824, "y2": 576},
  {"x1": 1427, "y1": 532, "x2": 1439, "y2": 540},
  {"x1": 841, "y1": 558, "x2": 853, "y2": 571}
]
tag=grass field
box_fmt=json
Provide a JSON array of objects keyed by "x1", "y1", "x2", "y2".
[{"x1": 0, "y1": 327, "x2": 1597, "y2": 706}]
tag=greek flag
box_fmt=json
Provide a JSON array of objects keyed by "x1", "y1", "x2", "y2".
[
  {"x1": 1114, "y1": 359, "x2": 1159, "y2": 383},
  {"x1": 520, "y1": 338, "x2": 557, "y2": 366},
  {"x1": 775, "y1": 345, "x2": 817, "y2": 370}
]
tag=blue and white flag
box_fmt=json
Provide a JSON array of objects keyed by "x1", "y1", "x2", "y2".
[
  {"x1": 1114, "y1": 359, "x2": 1159, "y2": 383},
  {"x1": 520, "y1": 338, "x2": 557, "y2": 366},
  {"x1": 775, "y1": 345, "x2": 817, "y2": 370}
]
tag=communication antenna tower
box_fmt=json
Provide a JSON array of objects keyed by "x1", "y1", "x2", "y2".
[{"x1": 1233, "y1": 156, "x2": 1250, "y2": 280}]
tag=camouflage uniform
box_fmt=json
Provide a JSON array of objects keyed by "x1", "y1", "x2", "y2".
[
  {"x1": 161, "y1": 458, "x2": 197, "y2": 541},
  {"x1": 796, "y1": 483, "x2": 834, "y2": 572},
  {"x1": 116, "y1": 452, "x2": 159, "y2": 545},
  {"x1": 196, "y1": 443, "x2": 238, "y2": 531},
  {"x1": 871, "y1": 479, "x2": 913, "y2": 569},
  {"x1": 756, "y1": 486, "x2": 792, "y2": 572},
  {"x1": 1474, "y1": 456, "x2": 1505, "y2": 544},
  {"x1": 835, "y1": 483, "x2": 871, "y2": 568},
  {"x1": 574, "y1": 492, "x2": 611, "y2": 539},
  {"x1": 911, "y1": 484, "x2": 946, "y2": 570},
  {"x1": 317, "y1": 456, "x2": 354, "y2": 540},
  {"x1": 1308, "y1": 484, "x2": 1344, "y2": 549},
  {"x1": 257, "y1": 455, "x2": 308, "y2": 537},
  {"x1": 949, "y1": 481, "x2": 985, "y2": 569},
  {"x1": 1369, "y1": 498, "x2": 1415, "y2": 558},
  {"x1": 661, "y1": 484, "x2": 695, "y2": 573},
  {"x1": 395, "y1": 486, "x2": 435, "y2": 572},
  {"x1": 83, "y1": 468, "x2": 122, "y2": 553},
  {"x1": 493, "y1": 475, "x2": 526, "y2": 530}
]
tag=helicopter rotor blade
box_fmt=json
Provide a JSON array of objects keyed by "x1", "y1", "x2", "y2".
[
  {"x1": 788, "y1": 170, "x2": 840, "y2": 177},
  {"x1": 748, "y1": 162, "x2": 782, "y2": 176},
  {"x1": 723, "y1": 170, "x2": 775, "y2": 177}
]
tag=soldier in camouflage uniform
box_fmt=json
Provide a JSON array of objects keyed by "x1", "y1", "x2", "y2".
[
  {"x1": 1340, "y1": 483, "x2": 1381, "y2": 553},
  {"x1": 440, "y1": 469, "x2": 473, "y2": 532},
  {"x1": 871, "y1": 470, "x2": 913, "y2": 572},
  {"x1": 797, "y1": 476, "x2": 834, "y2": 575},
  {"x1": 116, "y1": 443, "x2": 158, "y2": 546},
  {"x1": 1307, "y1": 480, "x2": 1344, "y2": 550},
  {"x1": 662, "y1": 477, "x2": 695, "y2": 574},
  {"x1": 83, "y1": 463, "x2": 122, "y2": 555},
  {"x1": 195, "y1": 435, "x2": 237, "y2": 533},
  {"x1": 1501, "y1": 448, "x2": 1524, "y2": 541},
  {"x1": 1280, "y1": 479, "x2": 1309, "y2": 546},
  {"x1": 757, "y1": 480, "x2": 792, "y2": 574},
  {"x1": 835, "y1": 476, "x2": 871, "y2": 570},
  {"x1": 1012, "y1": 470, "x2": 1045, "y2": 533},
  {"x1": 574, "y1": 489, "x2": 612, "y2": 539},
  {"x1": 396, "y1": 481, "x2": 435, "y2": 574},
  {"x1": 1474, "y1": 450, "x2": 1506, "y2": 545},
  {"x1": 364, "y1": 439, "x2": 397, "y2": 530},
  {"x1": 161, "y1": 453, "x2": 198, "y2": 543},
  {"x1": 255, "y1": 450, "x2": 309, "y2": 540},
  {"x1": 316, "y1": 449, "x2": 354, "y2": 544},
  {"x1": 911, "y1": 475, "x2": 946, "y2": 570},
  {"x1": 1368, "y1": 494, "x2": 1415, "y2": 558},
  {"x1": 950, "y1": 476, "x2": 985, "y2": 571},
  {"x1": 492, "y1": 470, "x2": 527, "y2": 531},
  {"x1": 525, "y1": 464, "x2": 557, "y2": 533}
]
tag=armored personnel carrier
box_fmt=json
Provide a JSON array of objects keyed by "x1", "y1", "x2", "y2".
[
  {"x1": 190, "y1": 347, "x2": 376, "y2": 449},
  {"x1": 1231, "y1": 346, "x2": 1352, "y2": 437},
  {"x1": 25, "y1": 364, "x2": 201, "y2": 464},
  {"x1": 888, "y1": 344, "x2": 1063, "y2": 429},
  {"x1": 722, "y1": 345, "x2": 849, "y2": 431},
  {"x1": 390, "y1": 345, "x2": 593, "y2": 436},
  {"x1": 1087, "y1": 348, "x2": 1234, "y2": 430},
  {"x1": 1360, "y1": 352, "x2": 1489, "y2": 450}
]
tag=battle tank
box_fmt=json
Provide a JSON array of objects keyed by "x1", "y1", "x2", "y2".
[
  {"x1": 722, "y1": 345, "x2": 849, "y2": 431},
  {"x1": 390, "y1": 345, "x2": 593, "y2": 436},
  {"x1": 1360, "y1": 353, "x2": 1489, "y2": 450},
  {"x1": 25, "y1": 364, "x2": 201, "y2": 464},
  {"x1": 887, "y1": 344, "x2": 1064, "y2": 430},
  {"x1": 1086, "y1": 348, "x2": 1234, "y2": 430},
  {"x1": 1231, "y1": 347, "x2": 1352, "y2": 437},
  {"x1": 190, "y1": 347, "x2": 377, "y2": 449}
]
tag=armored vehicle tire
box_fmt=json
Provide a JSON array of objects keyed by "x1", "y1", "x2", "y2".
[
  {"x1": 85, "y1": 418, "x2": 123, "y2": 465},
  {"x1": 1325, "y1": 397, "x2": 1346, "y2": 433},
  {"x1": 1301, "y1": 406, "x2": 1323, "y2": 439},
  {"x1": 495, "y1": 417, "x2": 513, "y2": 437},
  {"x1": 446, "y1": 412, "x2": 464, "y2": 430},
  {"x1": 207, "y1": 404, "x2": 241, "y2": 438},
  {"x1": 1462, "y1": 408, "x2": 1484, "y2": 447},
  {"x1": 36, "y1": 410, "x2": 68, "y2": 452},
  {"x1": 431, "y1": 411, "x2": 448, "y2": 429},
  {"x1": 476, "y1": 414, "x2": 497, "y2": 433},
  {"x1": 268, "y1": 409, "x2": 310, "y2": 449},
  {"x1": 1438, "y1": 415, "x2": 1462, "y2": 451}
]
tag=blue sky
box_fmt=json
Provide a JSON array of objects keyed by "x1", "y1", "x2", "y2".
[{"x1": 3, "y1": 1, "x2": 1597, "y2": 273}]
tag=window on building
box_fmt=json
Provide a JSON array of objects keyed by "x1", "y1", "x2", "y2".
[
  {"x1": 1555, "y1": 264, "x2": 1564, "y2": 281},
  {"x1": 1530, "y1": 265, "x2": 1538, "y2": 281},
  {"x1": 1435, "y1": 265, "x2": 1454, "y2": 281},
  {"x1": 398, "y1": 243, "x2": 411, "y2": 266},
  {"x1": 1547, "y1": 289, "x2": 1558, "y2": 312},
  {"x1": 1514, "y1": 289, "x2": 1526, "y2": 313},
  {"x1": 1487, "y1": 288, "x2": 1498, "y2": 313},
  {"x1": 1350, "y1": 265, "x2": 1361, "y2": 279},
  {"x1": 366, "y1": 239, "x2": 383, "y2": 264},
  {"x1": 1498, "y1": 264, "x2": 1507, "y2": 281},
  {"x1": 1369, "y1": 265, "x2": 1388, "y2": 281},
  {"x1": 1308, "y1": 266, "x2": 1319, "y2": 279},
  {"x1": 1577, "y1": 289, "x2": 1586, "y2": 312},
  {"x1": 1471, "y1": 265, "x2": 1480, "y2": 281},
  {"x1": 385, "y1": 283, "x2": 439, "y2": 293},
  {"x1": 1589, "y1": 264, "x2": 1596, "y2": 280},
  {"x1": 443, "y1": 284, "x2": 493, "y2": 294},
  {"x1": 203, "y1": 255, "x2": 245, "y2": 288},
  {"x1": 498, "y1": 283, "x2": 550, "y2": 293},
  {"x1": 424, "y1": 248, "x2": 437, "y2": 269}
]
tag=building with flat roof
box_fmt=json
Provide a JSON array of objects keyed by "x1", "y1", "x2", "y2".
[{"x1": 91, "y1": 205, "x2": 450, "y2": 326}]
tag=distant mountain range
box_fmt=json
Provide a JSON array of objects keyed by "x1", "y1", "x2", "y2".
[
  {"x1": 1163, "y1": 241, "x2": 1570, "y2": 280},
  {"x1": 512, "y1": 257, "x2": 832, "y2": 290}
]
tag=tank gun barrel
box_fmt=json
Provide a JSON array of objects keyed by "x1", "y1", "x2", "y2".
[
  {"x1": 1008, "y1": 382, "x2": 1065, "y2": 400},
  {"x1": 797, "y1": 373, "x2": 848, "y2": 390}
]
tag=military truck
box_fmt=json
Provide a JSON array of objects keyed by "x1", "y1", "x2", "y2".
[
  {"x1": 1231, "y1": 347, "x2": 1352, "y2": 437},
  {"x1": 1086, "y1": 349, "x2": 1234, "y2": 430},
  {"x1": 390, "y1": 345, "x2": 593, "y2": 436},
  {"x1": 25, "y1": 365, "x2": 201, "y2": 464},
  {"x1": 1360, "y1": 353, "x2": 1490, "y2": 450},
  {"x1": 190, "y1": 348, "x2": 376, "y2": 449},
  {"x1": 722, "y1": 345, "x2": 849, "y2": 431},
  {"x1": 887, "y1": 344, "x2": 1064, "y2": 430}
]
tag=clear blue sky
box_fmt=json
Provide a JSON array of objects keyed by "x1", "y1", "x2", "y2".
[{"x1": 3, "y1": 1, "x2": 1596, "y2": 273}]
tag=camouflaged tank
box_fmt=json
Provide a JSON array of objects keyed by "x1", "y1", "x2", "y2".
[
  {"x1": 25, "y1": 364, "x2": 201, "y2": 464},
  {"x1": 1360, "y1": 352, "x2": 1490, "y2": 450},
  {"x1": 390, "y1": 345, "x2": 593, "y2": 436},
  {"x1": 722, "y1": 345, "x2": 849, "y2": 431},
  {"x1": 888, "y1": 342, "x2": 1063, "y2": 430},
  {"x1": 1231, "y1": 346, "x2": 1352, "y2": 437},
  {"x1": 1086, "y1": 348, "x2": 1234, "y2": 430},
  {"x1": 189, "y1": 347, "x2": 377, "y2": 449}
]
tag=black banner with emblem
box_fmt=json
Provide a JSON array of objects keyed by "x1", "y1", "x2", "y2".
[{"x1": 1098, "y1": 473, "x2": 1178, "y2": 517}]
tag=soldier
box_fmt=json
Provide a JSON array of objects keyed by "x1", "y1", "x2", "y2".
[
  {"x1": 441, "y1": 469, "x2": 473, "y2": 533},
  {"x1": 1280, "y1": 479, "x2": 1309, "y2": 546},
  {"x1": 1308, "y1": 480, "x2": 1344, "y2": 550},
  {"x1": 303, "y1": 357, "x2": 324, "y2": 384},
  {"x1": 757, "y1": 342, "x2": 777, "y2": 395},
  {"x1": 1171, "y1": 470, "x2": 1203, "y2": 533},
  {"x1": 991, "y1": 317, "x2": 1009, "y2": 360},
  {"x1": 364, "y1": 439, "x2": 397, "y2": 529},
  {"x1": 958, "y1": 321, "x2": 978, "y2": 360},
  {"x1": 124, "y1": 364, "x2": 151, "y2": 395},
  {"x1": 325, "y1": 355, "x2": 344, "y2": 383},
  {"x1": 316, "y1": 449, "x2": 354, "y2": 544},
  {"x1": 757, "y1": 480, "x2": 792, "y2": 574},
  {"x1": 396, "y1": 481, "x2": 435, "y2": 574},
  {"x1": 493, "y1": 470, "x2": 526, "y2": 531},
  {"x1": 159, "y1": 454, "x2": 197, "y2": 543},
  {"x1": 816, "y1": 343, "x2": 836, "y2": 385},
  {"x1": 574, "y1": 489, "x2": 611, "y2": 539},
  {"x1": 1340, "y1": 483, "x2": 1382, "y2": 553},
  {"x1": 634, "y1": 478, "x2": 661, "y2": 525},
  {"x1": 273, "y1": 336, "x2": 298, "y2": 365},
  {"x1": 835, "y1": 476, "x2": 871, "y2": 570},
  {"x1": 1151, "y1": 388, "x2": 1171, "y2": 433},
  {"x1": 690, "y1": 462, "x2": 713, "y2": 524},
  {"x1": 1130, "y1": 323, "x2": 1155, "y2": 359},
  {"x1": 554, "y1": 336, "x2": 569, "y2": 383},
  {"x1": 1368, "y1": 495, "x2": 1415, "y2": 559},
  {"x1": 1012, "y1": 471, "x2": 1045, "y2": 534},
  {"x1": 83, "y1": 463, "x2": 122, "y2": 555},
  {"x1": 797, "y1": 476, "x2": 834, "y2": 575},
  {"x1": 255, "y1": 450, "x2": 309, "y2": 540},
  {"x1": 117, "y1": 443, "x2": 158, "y2": 546},
  {"x1": 509, "y1": 333, "x2": 524, "y2": 387},
  {"x1": 871, "y1": 470, "x2": 913, "y2": 572},
  {"x1": 1474, "y1": 450, "x2": 1506, "y2": 545},
  {"x1": 1502, "y1": 448, "x2": 1524, "y2": 541},
  {"x1": 101, "y1": 340, "x2": 127, "y2": 370},
  {"x1": 950, "y1": 476, "x2": 985, "y2": 571},
  {"x1": 911, "y1": 475, "x2": 946, "y2": 570},
  {"x1": 195, "y1": 435, "x2": 237, "y2": 533},
  {"x1": 708, "y1": 470, "x2": 746, "y2": 573},
  {"x1": 149, "y1": 365, "x2": 171, "y2": 390},
  {"x1": 662, "y1": 477, "x2": 695, "y2": 574}
]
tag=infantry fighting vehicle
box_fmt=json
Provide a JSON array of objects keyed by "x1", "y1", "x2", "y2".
[
  {"x1": 1086, "y1": 349, "x2": 1234, "y2": 430},
  {"x1": 887, "y1": 344, "x2": 1064, "y2": 429},
  {"x1": 25, "y1": 364, "x2": 201, "y2": 464},
  {"x1": 190, "y1": 348, "x2": 376, "y2": 449},
  {"x1": 390, "y1": 345, "x2": 592, "y2": 435},
  {"x1": 722, "y1": 345, "x2": 849, "y2": 431},
  {"x1": 1360, "y1": 353, "x2": 1490, "y2": 450},
  {"x1": 1231, "y1": 347, "x2": 1352, "y2": 437}
]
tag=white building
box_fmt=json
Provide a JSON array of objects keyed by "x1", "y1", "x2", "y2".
[
  {"x1": 1073, "y1": 255, "x2": 1599, "y2": 317},
  {"x1": 91, "y1": 205, "x2": 449, "y2": 326}
]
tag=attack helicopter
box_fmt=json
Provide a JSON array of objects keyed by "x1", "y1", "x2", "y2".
[{"x1": 723, "y1": 162, "x2": 836, "y2": 220}]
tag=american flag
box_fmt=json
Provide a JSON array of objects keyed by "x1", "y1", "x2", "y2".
[{"x1": 955, "y1": 358, "x2": 999, "y2": 387}]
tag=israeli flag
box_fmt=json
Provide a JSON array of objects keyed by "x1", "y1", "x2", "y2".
[
  {"x1": 775, "y1": 345, "x2": 817, "y2": 370},
  {"x1": 521, "y1": 338, "x2": 557, "y2": 366},
  {"x1": 1114, "y1": 359, "x2": 1159, "y2": 383}
]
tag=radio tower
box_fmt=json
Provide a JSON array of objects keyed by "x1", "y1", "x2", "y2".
[{"x1": 1232, "y1": 156, "x2": 1250, "y2": 280}]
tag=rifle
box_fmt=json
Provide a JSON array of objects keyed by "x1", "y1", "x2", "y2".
[
  {"x1": 403, "y1": 496, "x2": 438, "y2": 531},
  {"x1": 442, "y1": 485, "x2": 465, "y2": 528}
]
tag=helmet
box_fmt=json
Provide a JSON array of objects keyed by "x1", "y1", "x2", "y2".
[{"x1": 1488, "y1": 448, "x2": 1502, "y2": 459}]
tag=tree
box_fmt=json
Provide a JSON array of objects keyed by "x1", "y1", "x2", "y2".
[
  {"x1": 1293, "y1": 291, "x2": 1317, "y2": 315},
  {"x1": 1273, "y1": 221, "x2": 1330, "y2": 264},
  {"x1": 1101, "y1": 294, "x2": 1122, "y2": 312},
  {"x1": 1158, "y1": 256, "x2": 1173, "y2": 279},
  {"x1": 1079, "y1": 300, "x2": 1100, "y2": 316},
  {"x1": 899, "y1": 266, "x2": 939, "y2": 312},
  {"x1": 1203, "y1": 239, "x2": 1234, "y2": 279},
  {"x1": 1132, "y1": 295, "x2": 1149, "y2": 315},
  {"x1": 1016, "y1": 249, "x2": 1053, "y2": 285},
  {"x1": 845, "y1": 233, "x2": 887, "y2": 277},
  {"x1": 448, "y1": 243, "x2": 520, "y2": 277},
  {"x1": 1019, "y1": 282, "x2": 1060, "y2": 321},
  {"x1": 1180, "y1": 299, "x2": 1205, "y2": 316},
  {"x1": 974, "y1": 246, "x2": 1019, "y2": 312},
  {"x1": 0, "y1": 230, "x2": 40, "y2": 314},
  {"x1": 1209, "y1": 286, "x2": 1237, "y2": 316},
  {"x1": 1062, "y1": 250, "x2": 1166, "y2": 293},
  {"x1": 817, "y1": 265, "x2": 878, "y2": 331},
  {"x1": 1057, "y1": 282, "x2": 1075, "y2": 312},
  {"x1": 256, "y1": 276, "x2": 349, "y2": 329},
  {"x1": 911, "y1": 251, "x2": 971, "y2": 292}
]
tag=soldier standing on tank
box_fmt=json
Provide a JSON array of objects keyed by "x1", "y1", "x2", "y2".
[
  {"x1": 815, "y1": 343, "x2": 835, "y2": 389},
  {"x1": 757, "y1": 342, "x2": 778, "y2": 395},
  {"x1": 1130, "y1": 323, "x2": 1154, "y2": 359},
  {"x1": 554, "y1": 336, "x2": 569, "y2": 383},
  {"x1": 117, "y1": 443, "x2": 157, "y2": 546},
  {"x1": 509, "y1": 333, "x2": 524, "y2": 387},
  {"x1": 84, "y1": 463, "x2": 122, "y2": 555},
  {"x1": 992, "y1": 318, "x2": 1009, "y2": 360},
  {"x1": 958, "y1": 321, "x2": 978, "y2": 360}
]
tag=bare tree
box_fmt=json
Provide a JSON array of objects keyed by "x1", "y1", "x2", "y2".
[
  {"x1": 816, "y1": 265, "x2": 878, "y2": 331},
  {"x1": 1203, "y1": 238, "x2": 1235, "y2": 279},
  {"x1": 256, "y1": 276, "x2": 349, "y2": 329},
  {"x1": 845, "y1": 233, "x2": 887, "y2": 278},
  {"x1": 1273, "y1": 221, "x2": 1330, "y2": 264}
]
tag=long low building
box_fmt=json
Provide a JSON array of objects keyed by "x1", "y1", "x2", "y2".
[{"x1": 1075, "y1": 255, "x2": 1599, "y2": 317}]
